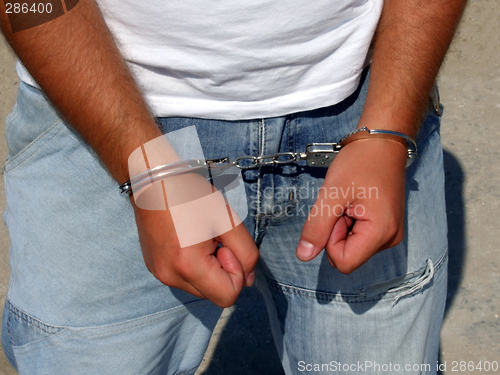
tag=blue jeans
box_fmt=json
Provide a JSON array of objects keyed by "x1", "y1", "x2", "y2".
[{"x1": 2, "y1": 73, "x2": 448, "y2": 374}]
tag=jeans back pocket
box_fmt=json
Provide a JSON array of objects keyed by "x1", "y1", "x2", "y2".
[{"x1": 4, "y1": 82, "x2": 65, "y2": 173}]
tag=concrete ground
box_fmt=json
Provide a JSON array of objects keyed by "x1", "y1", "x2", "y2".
[{"x1": 1, "y1": 0, "x2": 499, "y2": 373}]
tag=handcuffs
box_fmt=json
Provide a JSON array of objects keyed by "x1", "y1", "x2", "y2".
[{"x1": 120, "y1": 127, "x2": 417, "y2": 196}]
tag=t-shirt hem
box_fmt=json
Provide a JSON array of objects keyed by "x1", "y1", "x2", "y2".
[
  {"x1": 16, "y1": 60, "x2": 365, "y2": 121},
  {"x1": 145, "y1": 73, "x2": 363, "y2": 120}
]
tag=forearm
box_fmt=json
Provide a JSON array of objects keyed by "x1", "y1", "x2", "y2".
[
  {"x1": 0, "y1": 0, "x2": 163, "y2": 183},
  {"x1": 360, "y1": 0, "x2": 467, "y2": 137}
]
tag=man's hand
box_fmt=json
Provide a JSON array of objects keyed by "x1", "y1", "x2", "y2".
[
  {"x1": 0, "y1": 0, "x2": 259, "y2": 305},
  {"x1": 295, "y1": 0, "x2": 466, "y2": 272},
  {"x1": 296, "y1": 138, "x2": 407, "y2": 274},
  {"x1": 131, "y1": 172, "x2": 259, "y2": 308}
]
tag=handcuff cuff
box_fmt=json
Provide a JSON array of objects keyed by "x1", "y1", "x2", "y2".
[{"x1": 119, "y1": 127, "x2": 417, "y2": 196}]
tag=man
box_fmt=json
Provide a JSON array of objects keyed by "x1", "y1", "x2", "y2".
[{"x1": 1, "y1": 0, "x2": 465, "y2": 374}]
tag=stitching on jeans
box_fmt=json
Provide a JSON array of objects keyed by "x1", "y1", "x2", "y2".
[
  {"x1": 82, "y1": 298, "x2": 210, "y2": 335},
  {"x1": 287, "y1": 117, "x2": 290, "y2": 155},
  {"x1": 294, "y1": 116, "x2": 298, "y2": 202},
  {"x1": 285, "y1": 116, "x2": 296, "y2": 204},
  {"x1": 287, "y1": 117, "x2": 291, "y2": 198},
  {"x1": 265, "y1": 250, "x2": 447, "y2": 303},
  {"x1": 254, "y1": 121, "x2": 263, "y2": 240},
  {"x1": 255, "y1": 118, "x2": 275, "y2": 222},
  {"x1": 8, "y1": 300, "x2": 66, "y2": 334},
  {"x1": 262, "y1": 119, "x2": 267, "y2": 155},
  {"x1": 11, "y1": 299, "x2": 212, "y2": 355},
  {"x1": 7, "y1": 302, "x2": 14, "y2": 348},
  {"x1": 4, "y1": 121, "x2": 65, "y2": 173}
]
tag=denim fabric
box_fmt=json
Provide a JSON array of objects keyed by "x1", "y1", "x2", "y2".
[{"x1": 2, "y1": 72, "x2": 447, "y2": 374}]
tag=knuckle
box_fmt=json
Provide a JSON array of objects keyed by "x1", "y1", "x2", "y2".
[
  {"x1": 386, "y1": 217, "x2": 400, "y2": 236},
  {"x1": 382, "y1": 216, "x2": 404, "y2": 247},
  {"x1": 175, "y1": 264, "x2": 193, "y2": 281},
  {"x1": 329, "y1": 252, "x2": 362, "y2": 275},
  {"x1": 302, "y1": 226, "x2": 323, "y2": 246},
  {"x1": 171, "y1": 253, "x2": 195, "y2": 279},
  {"x1": 245, "y1": 250, "x2": 260, "y2": 268},
  {"x1": 154, "y1": 268, "x2": 174, "y2": 286},
  {"x1": 392, "y1": 228, "x2": 405, "y2": 246},
  {"x1": 335, "y1": 261, "x2": 357, "y2": 275},
  {"x1": 215, "y1": 294, "x2": 238, "y2": 308}
]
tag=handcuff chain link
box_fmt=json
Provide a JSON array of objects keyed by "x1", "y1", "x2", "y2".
[
  {"x1": 233, "y1": 151, "x2": 303, "y2": 170},
  {"x1": 120, "y1": 126, "x2": 418, "y2": 195}
]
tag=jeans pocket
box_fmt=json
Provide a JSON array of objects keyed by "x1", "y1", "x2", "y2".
[
  {"x1": 3, "y1": 82, "x2": 66, "y2": 172},
  {"x1": 2, "y1": 298, "x2": 217, "y2": 375},
  {"x1": 3, "y1": 299, "x2": 67, "y2": 347},
  {"x1": 2, "y1": 299, "x2": 67, "y2": 371}
]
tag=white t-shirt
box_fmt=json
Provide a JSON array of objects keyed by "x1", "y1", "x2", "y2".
[{"x1": 17, "y1": 0, "x2": 383, "y2": 120}]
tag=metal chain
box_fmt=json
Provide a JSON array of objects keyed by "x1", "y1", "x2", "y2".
[
  {"x1": 232, "y1": 151, "x2": 305, "y2": 170},
  {"x1": 120, "y1": 126, "x2": 418, "y2": 195},
  {"x1": 338, "y1": 127, "x2": 370, "y2": 144}
]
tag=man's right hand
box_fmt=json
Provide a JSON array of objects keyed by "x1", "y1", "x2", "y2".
[
  {"x1": 1, "y1": 0, "x2": 259, "y2": 307},
  {"x1": 131, "y1": 174, "x2": 259, "y2": 308}
]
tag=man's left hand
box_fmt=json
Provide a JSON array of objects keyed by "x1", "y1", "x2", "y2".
[{"x1": 296, "y1": 137, "x2": 408, "y2": 273}]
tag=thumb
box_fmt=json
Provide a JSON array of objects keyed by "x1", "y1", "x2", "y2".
[{"x1": 296, "y1": 193, "x2": 343, "y2": 262}]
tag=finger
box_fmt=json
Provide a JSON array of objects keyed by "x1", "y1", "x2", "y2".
[
  {"x1": 216, "y1": 246, "x2": 246, "y2": 289},
  {"x1": 324, "y1": 216, "x2": 350, "y2": 269},
  {"x1": 186, "y1": 245, "x2": 245, "y2": 307},
  {"x1": 326, "y1": 254, "x2": 336, "y2": 268},
  {"x1": 326, "y1": 219, "x2": 381, "y2": 274},
  {"x1": 157, "y1": 243, "x2": 244, "y2": 307},
  {"x1": 330, "y1": 215, "x2": 352, "y2": 244},
  {"x1": 296, "y1": 193, "x2": 342, "y2": 262},
  {"x1": 132, "y1": 189, "x2": 252, "y2": 306},
  {"x1": 323, "y1": 215, "x2": 354, "y2": 269},
  {"x1": 217, "y1": 222, "x2": 259, "y2": 287}
]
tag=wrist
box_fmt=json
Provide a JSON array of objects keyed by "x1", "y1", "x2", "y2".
[
  {"x1": 98, "y1": 120, "x2": 165, "y2": 184},
  {"x1": 339, "y1": 127, "x2": 417, "y2": 168},
  {"x1": 357, "y1": 110, "x2": 420, "y2": 139}
]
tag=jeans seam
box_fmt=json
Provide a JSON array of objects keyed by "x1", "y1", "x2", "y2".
[
  {"x1": 262, "y1": 118, "x2": 267, "y2": 155},
  {"x1": 265, "y1": 250, "x2": 448, "y2": 303},
  {"x1": 293, "y1": 116, "x2": 298, "y2": 203},
  {"x1": 8, "y1": 300, "x2": 66, "y2": 334},
  {"x1": 7, "y1": 303, "x2": 14, "y2": 350},
  {"x1": 10, "y1": 299, "x2": 212, "y2": 355},
  {"x1": 4, "y1": 120, "x2": 64, "y2": 173},
  {"x1": 254, "y1": 120, "x2": 263, "y2": 239}
]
